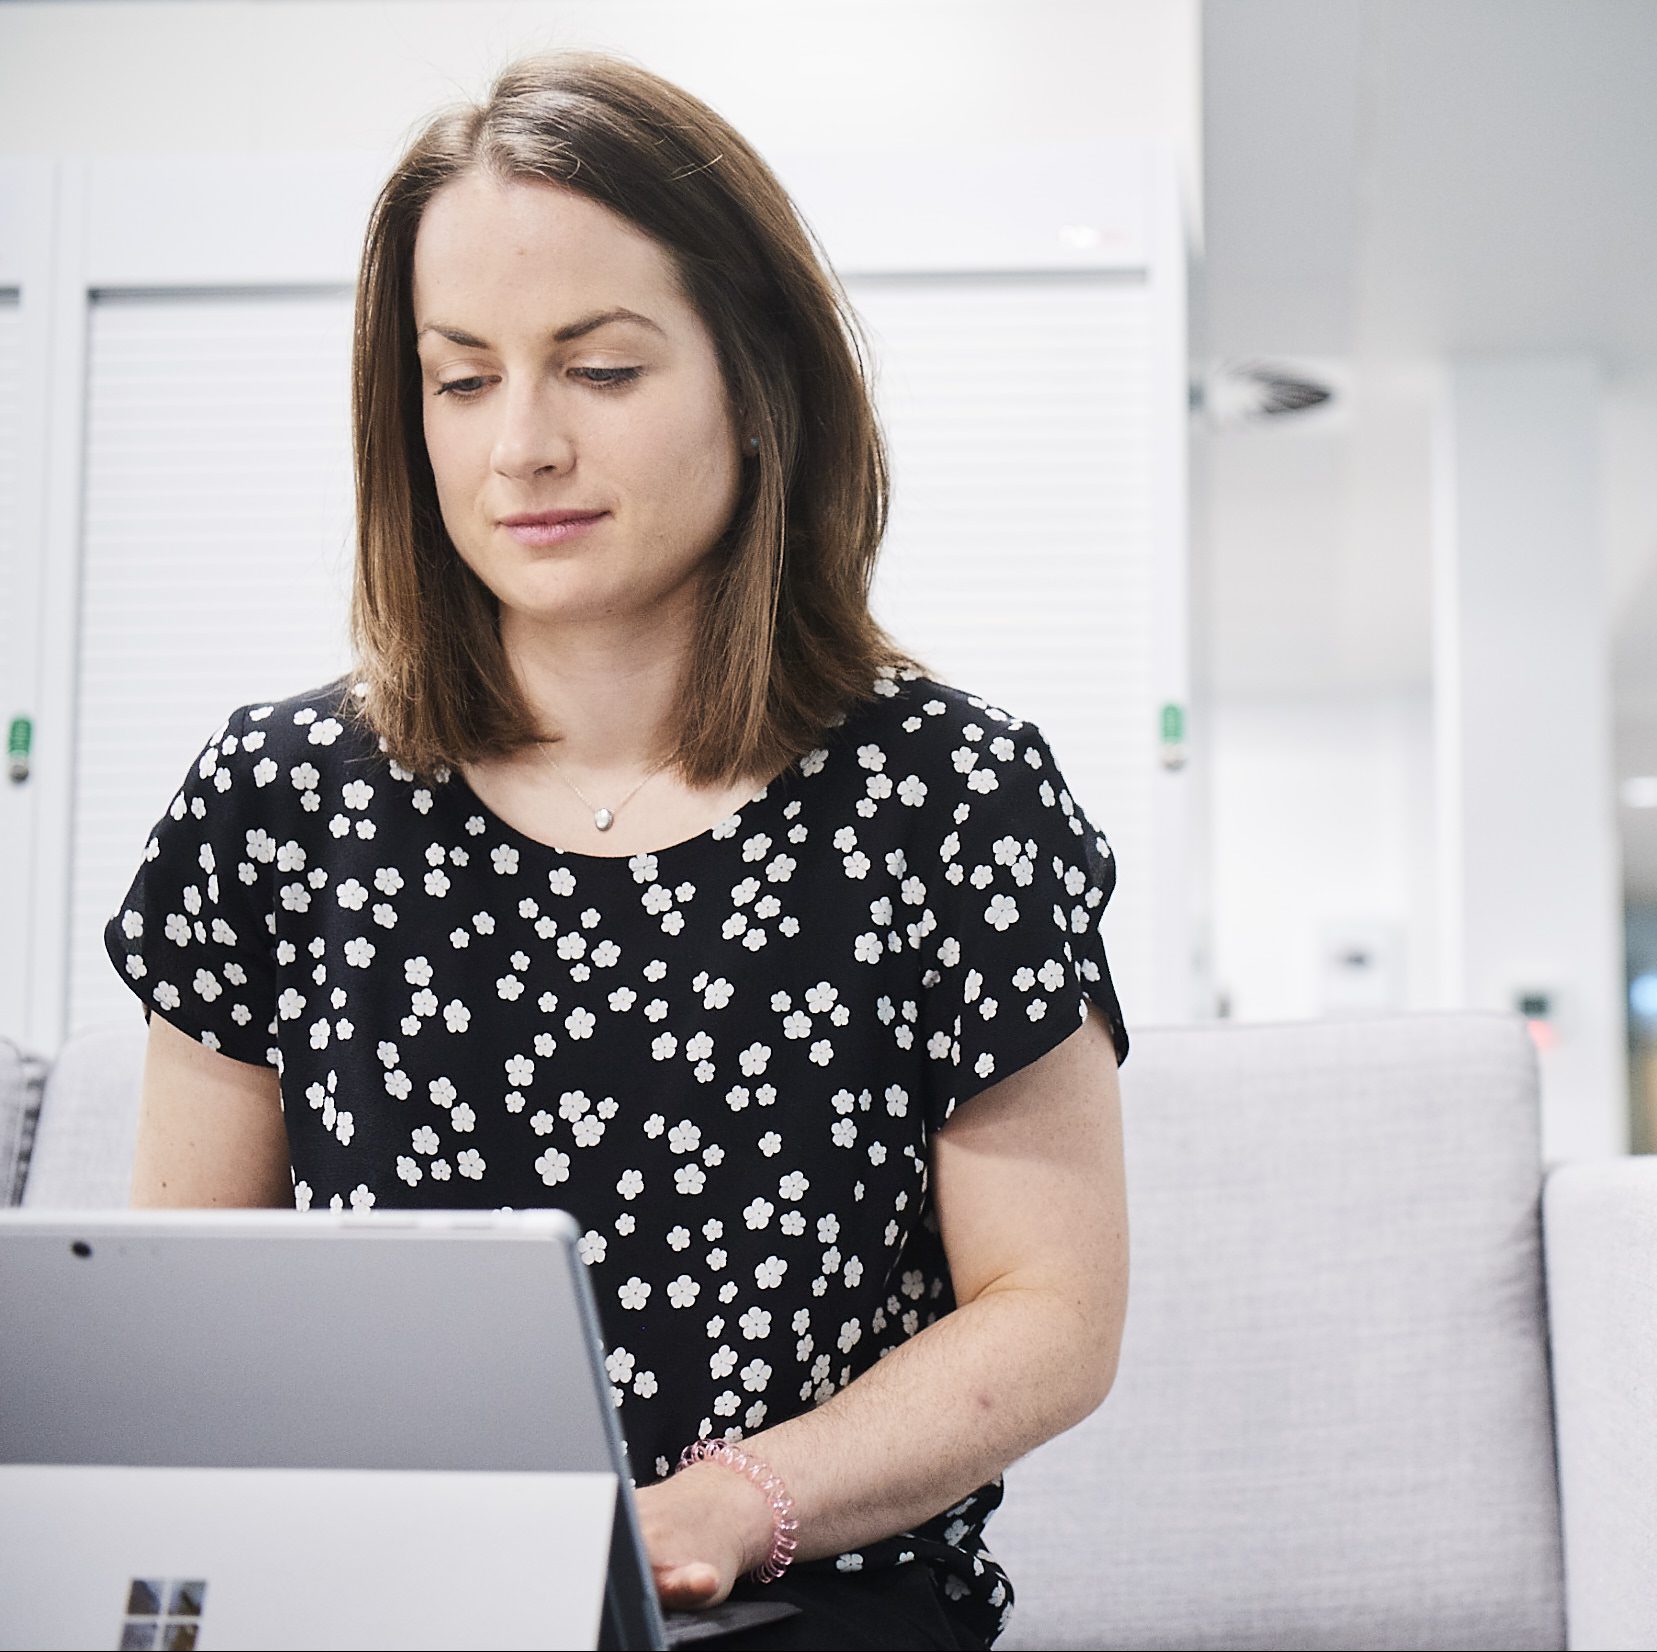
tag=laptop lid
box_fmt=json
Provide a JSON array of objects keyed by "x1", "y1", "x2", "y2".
[{"x1": 0, "y1": 1207, "x2": 672, "y2": 1651}]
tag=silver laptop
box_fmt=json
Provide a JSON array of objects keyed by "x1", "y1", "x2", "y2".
[{"x1": 0, "y1": 1209, "x2": 803, "y2": 1651}]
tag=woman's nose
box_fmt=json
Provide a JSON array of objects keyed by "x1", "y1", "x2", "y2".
[{"x1": 490, "y1": 378, "x2": 578, "y2": 480}]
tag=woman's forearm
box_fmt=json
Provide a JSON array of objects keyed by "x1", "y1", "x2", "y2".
[{"x1": 721, "y1": 1283, "x2": 1113, "y2": 1570}]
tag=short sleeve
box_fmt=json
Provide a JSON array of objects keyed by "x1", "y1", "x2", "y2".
[
  {"x1": 920, "y1": 718, "x2": 1129, "y2": 1136},
  {"x1": 102, "y1": 703, "x2": 280, "y2": 1068}
]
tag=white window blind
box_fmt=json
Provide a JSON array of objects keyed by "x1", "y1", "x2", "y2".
[
  {"x1": 850, "y1": 270, "x2": 1155, "y2": 985},
  {"x1": 67, "y1": 289, "x2": 356, "y2": 1040},
  {"x1": 66, "y1": 272, "x2": 1158, "y2": 1044},
  {"x1": 0, "y1": 291, "x2": 22, "y2": 713}
]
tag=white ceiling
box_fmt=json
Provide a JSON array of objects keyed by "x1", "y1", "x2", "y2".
[{"x1": 1195, "y1": 0, "x2": 1657, "y2": 894}]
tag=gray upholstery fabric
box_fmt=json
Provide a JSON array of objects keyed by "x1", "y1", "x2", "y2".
[
  {"x1": 991, "y1": 1011, "x2": 1566, "y2": 1651},
  {"x1": 20, "y1": 1019, "x2": 148, "y2": 1209},
  {"x1": 17, "y1": 1008, "x2": 1652, "y2": 1649},
  {"x1": 1544, "y1": 1155, "x2": 1657, "y2": 1652},
  {"x1": 0, "y1": 1033, "x2": 50, "y2": 1204}
]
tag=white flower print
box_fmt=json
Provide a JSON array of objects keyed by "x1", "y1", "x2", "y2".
[
  {"x1": 743, "y1": 1197, "x2": 774, "y2": 1230},
  {"x1": 565, "y1": 1007, "x2": 596, "y2": 1039},
  {"x1": 739, "y1": 1042, "x2": 771, "y2": 1076},
  {"x1": 738, "y1": 1307, "x2": 772, "y2": 1340},
  {"x1": 986, "y1": 893, "x2": 1019, "y2": 930},
  {"x1": 667, "y1": 1275, "x2": 700, "y2": 1308},
  {"x1": 617, "y1": 1169, "x2": 645, "y2": 1201},
  {"x1": 535, "y1": 1148, "x2": 570, "y2": 1186},
  {"x1": 710, "y1": 1345, "x2": 737, "y2": 1379},
  {"x1": 754, "y1": 1256, "x2": 786, "y2": 1289},
  {"x1": 618, "y1": 1277, "x2": 651, "y2": 1311},
  {"x1": 674, "y1": 1164, "x2": 707, "y2": 1195},
  {"x1": 457, "y1": 1148, "x2": 485, "y2": 1179}
]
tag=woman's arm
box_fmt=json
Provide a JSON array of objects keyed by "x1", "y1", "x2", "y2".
[
  {"x1": 639, "y1": 999, "x2": 1128, "y2": 1603},
  {"x1": 130, "y1": 1011, "x2": 293, "y2": 1208}
]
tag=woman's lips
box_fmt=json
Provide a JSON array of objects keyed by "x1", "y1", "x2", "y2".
[{"x1": 501, "y1": 513, "x2": 608, "y2": 547}]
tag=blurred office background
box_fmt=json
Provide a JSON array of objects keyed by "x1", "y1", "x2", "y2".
[{"x1": 0, "y1": 1, "x2": 1651, "y2": 1165}]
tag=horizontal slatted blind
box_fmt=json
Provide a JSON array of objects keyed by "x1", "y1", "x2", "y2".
[
  {"x1": 849, "y1": 270, "x2": 1154, "y2": 976},
  {"x1": 67, "y1": 273, "x2": 1156, "y2": 1041},
  {"x1": 0, "y1": 292, "x2": 21, "y2": 712},
  {"x1": 68, "y1": 289, "x2": 356, "y2": 1038}
]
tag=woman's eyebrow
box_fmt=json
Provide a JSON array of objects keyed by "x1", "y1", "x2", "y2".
[{"x1": 415, "y1": 308, "x2": 665, "y2": 347}]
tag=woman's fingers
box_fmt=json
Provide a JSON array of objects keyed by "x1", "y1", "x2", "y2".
[{"x1": 658, "y1": 1561, "x2": 723, "y2": 1604}]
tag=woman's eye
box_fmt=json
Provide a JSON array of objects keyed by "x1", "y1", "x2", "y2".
[
  {"x1": 574, "y1": 367, "x2": 644, "y2": 388},
  {"x1": 432, "y1": 367, "x2": 643, "y2": 400}
]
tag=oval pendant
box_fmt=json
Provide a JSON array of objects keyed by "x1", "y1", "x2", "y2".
[{"x1": 593, "y1": 808, "x2": 614, "y2": 831}]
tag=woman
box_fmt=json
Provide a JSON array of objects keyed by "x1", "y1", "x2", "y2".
[{"x1": 107, "y1": 48, "x2": 1131, "y2": 1652}]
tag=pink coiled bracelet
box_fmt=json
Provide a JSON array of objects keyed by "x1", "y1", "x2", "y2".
[{"x1": 675, "y1": 1437, "x2": 800, "y2": 1583}]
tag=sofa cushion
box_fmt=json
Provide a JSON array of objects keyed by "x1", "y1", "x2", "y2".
[
  {"x1": 990, "y1": 1010, "x2": 1565, "y2": 1651},
  {"x1": 21, "y1": 1020, "x2": 149, "y2": 1209}
]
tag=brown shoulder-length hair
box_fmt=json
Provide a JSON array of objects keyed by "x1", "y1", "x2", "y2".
[{"x1": 335, "y1": 46, "x2": 930, "y2": 790}]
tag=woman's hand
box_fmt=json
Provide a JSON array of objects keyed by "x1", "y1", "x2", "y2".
[{"x1": 633, "y1": 1461, "x2": 776, "y2": 1610}]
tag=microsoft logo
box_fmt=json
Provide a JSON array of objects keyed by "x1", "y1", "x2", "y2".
[{"x1": 119, "y1": 1578, "x2": 206, "y2": 1650}]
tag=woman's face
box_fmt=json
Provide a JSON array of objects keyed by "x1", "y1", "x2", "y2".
[{"x1": 411, "y1": 171, "x2": 746, "y2": 639}]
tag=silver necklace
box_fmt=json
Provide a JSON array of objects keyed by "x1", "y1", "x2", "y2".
[{"x1": 536, "y1": 744, "x2": 671, "y2": 832}]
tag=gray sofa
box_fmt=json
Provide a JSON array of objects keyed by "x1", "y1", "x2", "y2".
[{"x1": 4, "y1": 1010, "x2": 1654, "y2": 1651}]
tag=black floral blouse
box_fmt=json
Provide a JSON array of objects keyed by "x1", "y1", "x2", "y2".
[{"x1": 104, "y1": 662, "x2": 1130, "y2": 1648}]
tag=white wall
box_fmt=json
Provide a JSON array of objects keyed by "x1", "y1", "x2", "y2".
[
  {"x1": 0, "y1": 0, "x2": 1202, "y2": 230},
  {"x1": 1209, "y1": 688, "x2": 1437, "y2": 1024}
]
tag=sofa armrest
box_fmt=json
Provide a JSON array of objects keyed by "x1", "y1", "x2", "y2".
[
  {"x1": 0, "y1": 1034, "x2": 51, "y2": 1204},
  {"x1": 1542, "y1": 1155, "x2": 1657, "y2": 1652}
]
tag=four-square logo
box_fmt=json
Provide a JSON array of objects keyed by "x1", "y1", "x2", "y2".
[{"x1": 119, "y1": 1577, "x2": 206, "y2": 1650}]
